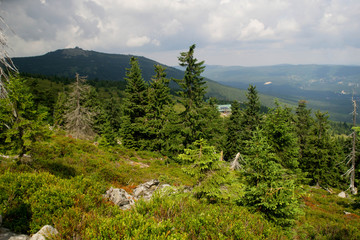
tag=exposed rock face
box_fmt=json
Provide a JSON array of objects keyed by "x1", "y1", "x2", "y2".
[
  {"x1": 104, "y1": 187, "x2": 136, "y2": 210},
  {"x1": 29, "y1": 225, "x2": 58, "y2": 240},
  {"x1": 133, "y1": 179, "x2": 160, "y2": 200},
  {"x1": 338, "y1": 191, "x2": 347, "y2": 198},
  {"x1": 104, "y1": 180, "x2": 172, "y2": 210},
  {"x1": 0, "y1": 224, "x2": 57, "y2": 240},
  {"x1": 0, "y1": 228, "x2": 29, "y2": 240}
]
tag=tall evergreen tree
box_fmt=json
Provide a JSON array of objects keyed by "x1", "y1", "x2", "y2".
[
  {"x1": 144, "y1": 64, "x2": 173, "y2": 151},
  {"x1": 95, "y1": 96, "x2": 122, "y2": 146},
  {"x1": 305, "y1": 111, "x2": 339, "y2": 186},
  {"x1": 224, "y1": 101, "x2": 243, "y2": 161},
  {"x1": 240, "y1": 128, "x2": 302, "y2": 227},
  {"x1": 264, "y1": 102, "x2": 299, "y2": 170},
  {"x1": 295, "y1": 100, "x2": 313, "y2": 162},
  {"x1": 176, "y1": 44, "x2": 206, "y2": 112},
  {"x1": 0, "y1": 76, "x2": 49, "y2": 161},
  {"x1": 174, "y1": 44, "x2": 209, "y2": 147},
  {"x1": 237, "y1": 84, "x2": 262, "y2": 153},
  {"x1": 120, "y1": 57, "x2": 148, "y2": 149}
]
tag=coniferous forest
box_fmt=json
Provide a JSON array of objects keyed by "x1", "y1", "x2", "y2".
[{"x1": 1, "y1": 43, "x2": 360, "y2": 239}]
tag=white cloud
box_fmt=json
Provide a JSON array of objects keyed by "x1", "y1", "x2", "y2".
[
  {"x1": 161, "y1": 19, "x2": 183, "y2": 36},
  {"x1": 1, "y1": 0, "x2": 360, "y2": 65},
  {"x1": 239, "y1": 19, "x2": 274, "y2": 41},
  {"x1": 126, "y1": 36, "x2": 151, "y2": 47}
]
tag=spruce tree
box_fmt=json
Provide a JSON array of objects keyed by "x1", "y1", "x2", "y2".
[
  {"x1": 295, "y1": 100, "x2": 313, "y2": 162},
  {"x1": 224, "y1": 101, "x2": 243, "y2": 161},
  {"x1": 179, "y1": 139, "x2": 232, "y2": 202},
  {"x1": 96, "y1": 96, "x2": 122, "y2": 146},
  {"x1": 264, "y1": 102, "x2": 299, "y2": 170},
  {"x1": 174, "y1": 44, "x2": 208, "y2": 147},
  {"x1": 144, "y1": 64, "x2": 173, "y2": 151},
  {"x1": 237, "y1": 84, "x2": 262, "y2": 153},
  {"x1": 176, "y1": 44, "x2": 206, "y2": 111},
  {"x1": 306, "y1": 111, "x2": 338, "y2": 186},
  {"x1": 0, "y1": 76, "x2": 49, "y2": 161},
  {"x1": 240, "y1": 128, "x2": 302, "y2": 227},
  {"x1": 120, "y1": 57, "x2": 148, "y2": 149}
]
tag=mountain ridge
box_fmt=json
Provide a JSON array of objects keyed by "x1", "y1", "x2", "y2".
[{"x1": 11, "y1": 47, "x2": 359, "y2": 121}]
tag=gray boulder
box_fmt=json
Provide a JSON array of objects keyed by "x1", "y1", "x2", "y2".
[
  {"x1": 338, "y1": 191, "x2": 347, "y2": 198},
  {"x1": 133, "y1": 179, "x2": 160, "y2": 200},
  {"x1": 29, "y1": 225, "x2": 58, "y2": 240},
  {"x1": 0, "y1": 228, "x2": 29, "y2": 240},
  {"x1": 104, "y1": 187, "x2": 135, "y2": 210}
]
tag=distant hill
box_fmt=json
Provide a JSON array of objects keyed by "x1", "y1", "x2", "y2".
[
  {"x1": 203, "y1": 65, "x2": 360, "y2": 122},
  {"x1": 12, "y1": 47, "x2": 280, "y2": 109},
  {"x1": 12, "y1": 47, "x2": 358, "y2": 121},
  {"x1": 13, "y1": 47, "x2": 183, "y2": 82}
]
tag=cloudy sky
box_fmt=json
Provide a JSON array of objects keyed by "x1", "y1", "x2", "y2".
[{"x1": 1, "y1": 0, "x2": 360, "y2": 66}]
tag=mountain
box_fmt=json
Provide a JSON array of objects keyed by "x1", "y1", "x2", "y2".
[
  {"x1": 203, "y1": 65, "x2": 360, "y2": 122},
  {"x1": 12, "y1": 47, "x2": 280, "y2": 109},
  {"x1": 12, "y1": 47, "x2": 358, "y2": 121}
]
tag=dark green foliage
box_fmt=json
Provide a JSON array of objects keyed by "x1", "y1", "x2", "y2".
[
  {"x1": 179, "y1": 139, "x2": 234, "y2": 202},
  {"x1": 176, "y1": 44, "x2": 206, "y2": 111},
  {"x1": 120, "y1": 57, "x2": 149, "y2": 149},
  {"x1": 143, "y1": 65, "x2": 174, "y2": 152},
  {"x1": 224, "y1": 101, "x2": 242, "y2": 161},
  {"x1": 239, "y1": 85, "x2": 262, "y2": 150},
  {"x1": 243, "y1": 84, "x2": 261, "y2": 130},
  {"x1": 240, "y1": 128, "x2": 303, "y2": 228},
  {"x1": 0, "y1": 76, "x2": 50, "y2": 159},
  {"x1": 94, "y1": 97, "x2": 122, "y2": 146},
  {"x1": 263, "y1": 102, "x2": 299, "y2": 170},
  {"x1": 224, "y1": 85, "x2": 262, "y2": 159},
  {"x1": 295, "y1": 100, "x2": 313, "y2": 163},
  {"x1": 304, "y1": 111, "x2": 344, "y2": 186},
  {"x1": 173, "y1": 45, "x2": 225, "y2": 149}
]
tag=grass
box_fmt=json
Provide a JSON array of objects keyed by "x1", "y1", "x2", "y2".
[{"x1": 1, "y1": 135, "x2": 360, "y2": 239}]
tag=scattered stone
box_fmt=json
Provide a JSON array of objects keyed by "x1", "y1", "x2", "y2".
[
  {"x1": 103, "y1": 187, "x2": 135, "y2": 210},
  {"x1": 29, "y1": 225, "x2": 58, "y2": 240},
  {"x1": 0, "y1": 228, "x2": 29, "y2": 240},
  {"x1": 338, "y1": 191, "x2": 347, "y2": 198},
  {"x1": 104, "y1": 180, "x2": 173, "y2": 210},
  {"x1": 133, "y1": 179, "x2": 160, "y2": 200},
  {"x1": 9, "y1": 235, "x2": 30, "y2": 240}
]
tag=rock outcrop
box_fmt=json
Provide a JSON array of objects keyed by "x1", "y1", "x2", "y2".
[
  {"x1": 104, "y1": 179, "x2": 172, "y2": 210},
  {"x1": 29, "y1": 225, "x2": 58, "y2": 240},
  {"x1": 0, "y1": 227, "x2": 29, "y2": 240},
  {"x1": 104, "y1": 187, "x2": 136, "y2": 210},
  {"x1": 338, "y1": 191, "x2": 347, "y2": 198},
  {"x1": 0, "y1": 225, "x2": 58, "y2": 240}
]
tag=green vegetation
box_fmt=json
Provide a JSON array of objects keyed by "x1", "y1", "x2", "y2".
[{"x1": 1, "y1": 45, "x2": 360, "y2": 239}]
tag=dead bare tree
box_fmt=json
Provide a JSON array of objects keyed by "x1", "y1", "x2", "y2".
[
  {"x1": 349, "y1": 97, "x2": 357, "y2": 194},
  {"x1": 0, "y1": 16, "x2": 17, "y2": 99},
  {"x1": 230, "y1": 152, "x2": 245, "y2": 170},
  {"x1": 64, "y1": 73, "x2": 95, "y2": 139},
  {"x1": 344, "y1": 96, "x2": 358, "y2": 194}
]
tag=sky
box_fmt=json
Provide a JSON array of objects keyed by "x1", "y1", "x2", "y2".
[{"x1": 1, "y1": 0, "x2": 360, "y2": 66}]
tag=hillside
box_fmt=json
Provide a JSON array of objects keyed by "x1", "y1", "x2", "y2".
[
  {"x1": 203, "y1": 65, "x2": 360, "y2": 122},
  {"x1": 12, "y1": 47, "x2": 283, "y2": 110},
  {"x1": 1, "y1": 135, "x2": 359, "y2": 239}
]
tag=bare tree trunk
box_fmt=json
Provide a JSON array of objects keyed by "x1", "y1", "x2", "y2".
[{"x1": 350, "y1": 97, "x2": 357, "y2": 194}]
